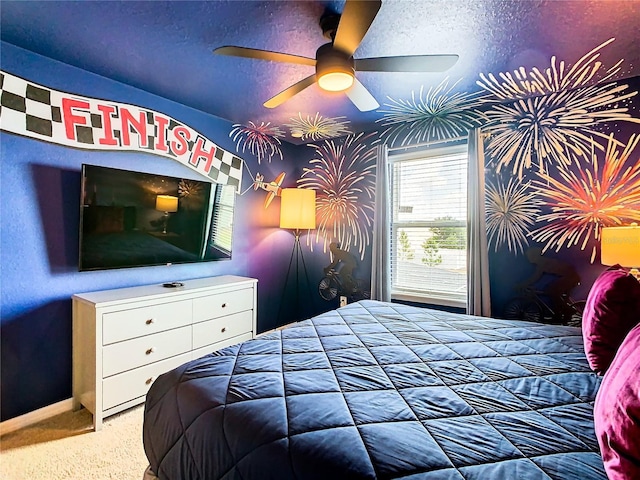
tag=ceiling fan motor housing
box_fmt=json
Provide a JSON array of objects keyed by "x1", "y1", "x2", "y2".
[
  {"x1": 315, "y1": 43, "x2": 355, "y2": 91},
  {"x1": 319, "y1": 12, "x2": 341, "y2": 40}
]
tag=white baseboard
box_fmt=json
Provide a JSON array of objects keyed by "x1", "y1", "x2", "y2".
[{"x1": 0, "y1": 398, "x2": 74, "y2": 436}]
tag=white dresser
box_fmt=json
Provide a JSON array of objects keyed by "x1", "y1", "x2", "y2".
[{"x1": 72, "y1": 275, "x2": 257, "y2": 430}]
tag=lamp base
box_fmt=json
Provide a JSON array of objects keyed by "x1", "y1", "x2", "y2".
[{"x1": 277, "y1": 229, "x2": 312, "y2": 324}]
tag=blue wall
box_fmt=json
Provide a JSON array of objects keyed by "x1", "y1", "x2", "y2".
[{"x1": 0, "y1": 43, "x2": 311, "y2": 421}]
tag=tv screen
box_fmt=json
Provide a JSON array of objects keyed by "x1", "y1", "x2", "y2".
[{"x1": 79, "y1": 164, "x2": 236, "y2": 271}]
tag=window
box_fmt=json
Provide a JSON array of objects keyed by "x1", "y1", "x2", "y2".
[
  {"x1": 389, "y1": 144, "x2": 468, "y2": 307},
  {"x1": 209, "y1": 185, "x2": 235, "y2": 253}
]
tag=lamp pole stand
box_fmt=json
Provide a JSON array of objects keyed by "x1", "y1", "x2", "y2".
[
  {"x1": 278, "y1": 229, "x2": 312, "y2": 324},
  {"x1": 161, "y1": 211, "x2": 169, "y2": 234}
]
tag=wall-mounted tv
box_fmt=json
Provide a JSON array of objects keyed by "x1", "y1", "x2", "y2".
[{"x1": 79, "y1": 164, "x2": 236, "y2": 271}]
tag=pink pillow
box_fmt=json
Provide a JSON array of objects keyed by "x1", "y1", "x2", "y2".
[
  {"x1": 594, "y1": 322, "x2": 640, "y2": 480},
  {"x1": 582, "y1": 266, "x2": 640, "y2": 374}
]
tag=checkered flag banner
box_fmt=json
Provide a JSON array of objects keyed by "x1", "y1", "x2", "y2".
[{"x1": 0, "y1": 70, "x2": 243, "y2": 191}]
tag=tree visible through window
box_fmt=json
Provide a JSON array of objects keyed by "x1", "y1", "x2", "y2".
[
  {"x1": 389, "y1": 144, "x2": 468, "y2": 307},
  {"x1": 398, "y1": 230, "x2": 414, "y2": 260}
]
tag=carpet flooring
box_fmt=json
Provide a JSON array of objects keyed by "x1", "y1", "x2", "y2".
[{"x1": 0, "y1": 405, "x2": 148, "y2": 480}]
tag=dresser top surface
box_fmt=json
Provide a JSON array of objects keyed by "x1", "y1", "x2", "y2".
[{"x1": 73, "y1": 275, "x2": 257, "y2": 306}]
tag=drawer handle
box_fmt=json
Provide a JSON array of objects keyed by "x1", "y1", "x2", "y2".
[
  {"x1": 145, "y1": 319, "x2": 154, "y2": 325},
  {"x1": 145, "y1": 377, "x2": 154, "y2": 385},
  {"x1": 221, "y1": 303, "x2": 227, "y2": 308},
  {"x1": 221, "y1": 327, "x2": 227, "y2": 333},
  {"x1": 146, "y1": 347, "x2": 155, "y2": 355}
]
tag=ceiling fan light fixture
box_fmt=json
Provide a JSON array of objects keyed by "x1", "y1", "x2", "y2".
[
  {"x1": 318, "y1": 70, "x2": 354, "y2": 92},
  {"x1": 315, "y1": 43, "x2": 355, "y2": 92}
]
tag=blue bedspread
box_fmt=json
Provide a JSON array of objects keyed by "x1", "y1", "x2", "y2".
[{"x1": 143, "y1": 300, "x2": 606, "y2": 479}]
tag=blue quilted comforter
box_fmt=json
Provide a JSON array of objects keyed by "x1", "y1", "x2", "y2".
[{"x1": 143, "y1": 300, "x2": 606, "y2": 479}]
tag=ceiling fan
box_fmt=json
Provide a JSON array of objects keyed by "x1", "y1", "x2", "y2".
[{"x1": 213, "y1": 0, "x2": 459, "y2": 112}]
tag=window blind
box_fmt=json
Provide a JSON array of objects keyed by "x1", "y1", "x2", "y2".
[{"x1": 209, "y1": 185, "x2": 235, "y2": 253}]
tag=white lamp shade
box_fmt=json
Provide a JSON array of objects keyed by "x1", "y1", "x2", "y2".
[
  {"x1": 280, "y1": 188, "x2": 316, "y2": 230},
  {"x1": 156, "y1": 195, "x2": 178, "y2": 213},
  {"x1": 601, "y1": 225, "x2": 640, "y2": 267}
]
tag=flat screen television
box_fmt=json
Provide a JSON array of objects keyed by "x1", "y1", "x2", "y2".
[{"x1": 79, "y1": 164, "x2": 236, "y2": 271}]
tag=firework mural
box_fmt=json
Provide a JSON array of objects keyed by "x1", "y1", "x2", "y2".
[
  {"x1": 477, "y1": 38, "x2": 623, "y2": 99},
  {"x1": 376, "y1": 78, "x2": 487, "y2": 148},
  {"x1": 478, "y1": 38, "x2": 640, "y2": 179},
  {"x1": 285, "y1": 113, "x2": 352, "y2": 141},
  {"x1": 530, "y1": 134, "x2": 640, "y2": 263},
  {"x1": 485, "y1": 177, "x2": 541, "y2": 254},
  {"x1": 298, "y1": 132, "x2": 378, "y2": 260},
  {"x1": 178, "y1": 179, "x2": 205, "y2": 210},
  {"x1": 230, "y1": 121, "x2": 284, "y2": 164}
]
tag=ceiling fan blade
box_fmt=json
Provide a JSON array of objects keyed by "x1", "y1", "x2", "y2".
[
  {"x1": 355, "y1": 54, "x2": 459, "y2": 72},
  {"x1": 213, "y1": 46, "x2": 316, "y2": 66},
  {"x1": 345, "y1": 78, "x2": 379, "y2": 111},
  {"x1": 264, "y1": 74, "x2": 317, "y2": 109},
  {"x1": 333, "y1": 0, "x2": 382, "y2": 55}
]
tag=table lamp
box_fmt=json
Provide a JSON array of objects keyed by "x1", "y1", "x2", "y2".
[
  {"x1": 601, "y1": 224, "x2": 640, "y2": 280},
  {"x1": 156, "y1": 195, "x2": 178, "y2": 234}
]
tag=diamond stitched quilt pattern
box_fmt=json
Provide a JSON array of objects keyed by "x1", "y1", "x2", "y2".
[{"x1": 143, "y1": 300, "x2": 605, "y2": 480}]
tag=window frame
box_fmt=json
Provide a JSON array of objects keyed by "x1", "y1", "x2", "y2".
[{"x1": 388, "y1": 143, "x2": 468, "y2": 308}]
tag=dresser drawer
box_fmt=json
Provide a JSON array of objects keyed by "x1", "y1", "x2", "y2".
[
  {"x1": 192, "y1": 310, "x2": 253, "y2": 349},
  {"x1": 103, "y1": 325, "x2": 191, "y2": 377},
  {"x1": 102, "y1": 351, "x2": 192, "y2": 411},
  {"x1": 193, "y1": 288, "x2": 253, "y2": 323},
  {"x1": 192, "y1": 332, "x2": 253, "y2": 360},
  {"x1": 103, "y1": 300, "x2": 192, "y2": 345}
]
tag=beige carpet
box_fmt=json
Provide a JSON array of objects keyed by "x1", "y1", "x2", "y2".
[{"x1": 0, "y1": 405, "x2": 148, "y2": 480}]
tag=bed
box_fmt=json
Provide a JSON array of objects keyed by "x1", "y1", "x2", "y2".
[{"x1": 142, "y1": 300, "x2": 607, "y2": 479}]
